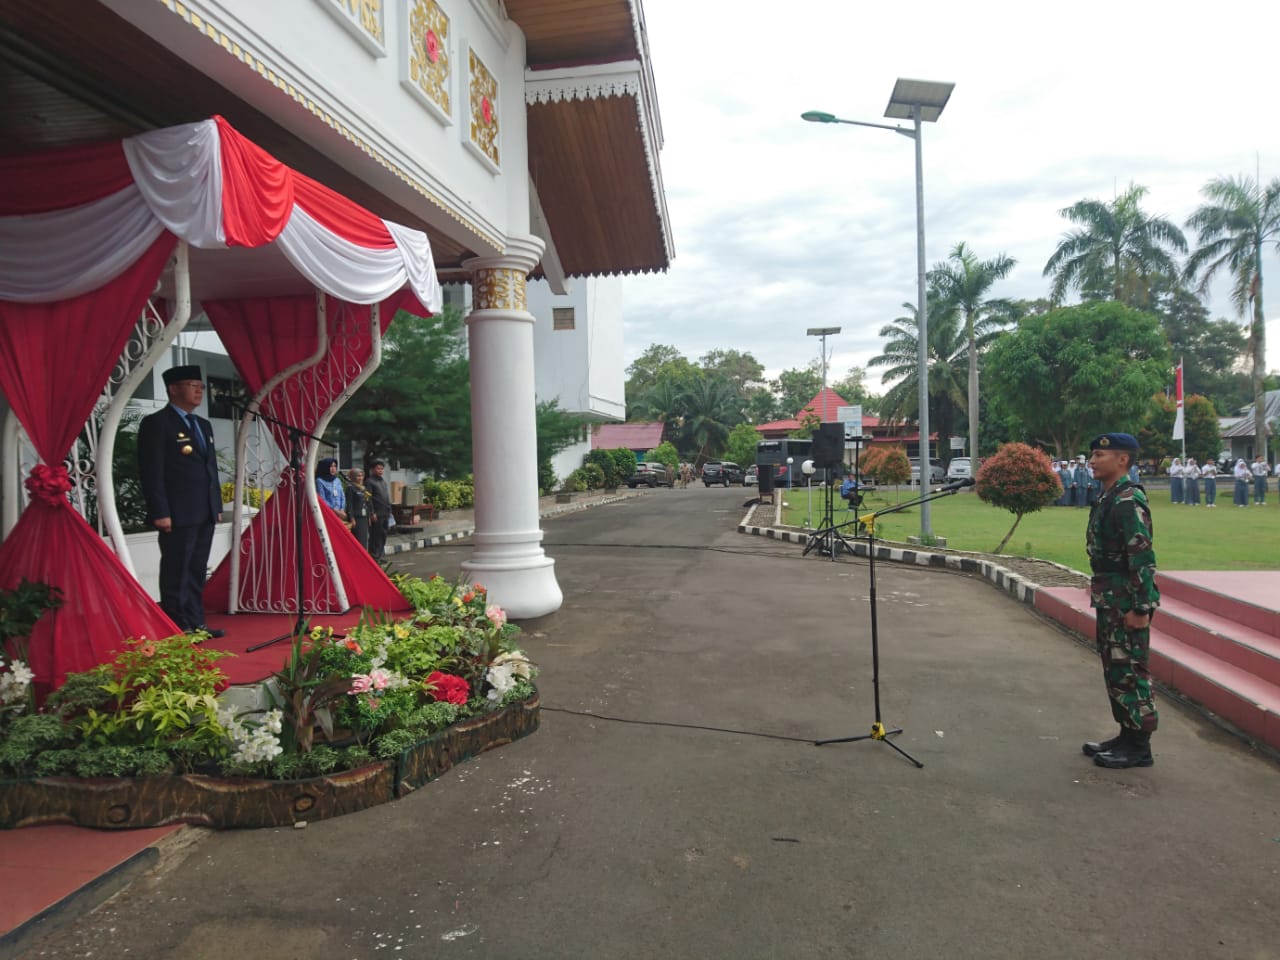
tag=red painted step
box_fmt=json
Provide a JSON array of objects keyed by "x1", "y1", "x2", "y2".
[
  {"x1": 1158, "y1": 572, "x2": 1280, "y2": 640},
  {"x1": 1035, "y1": 586, "x2": 1280, "y2": 752}
]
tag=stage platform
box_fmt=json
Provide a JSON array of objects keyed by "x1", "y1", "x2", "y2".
[{"x1": 201, "y1": 610, "x2": 379, "y2": 687}]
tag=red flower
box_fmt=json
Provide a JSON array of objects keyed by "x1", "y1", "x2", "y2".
[
  {"x1": 462, "y1": 591, "x2": 475, "y2": 604},
  {"x1": 481, "y1": 96, "x2": 493, "y2": 124},
  {"x1": 344, "y1": 639, "x2": 363, "y2": 655},
  {"x1": 425, "y1": 671, "x2": 469, "y2": 705},
  {"x1": 24, "y1": 464, "x2": 72, "y2": 507},
  {"x1": 425, "y1": 28, "x2": 439, "y2": 63}
]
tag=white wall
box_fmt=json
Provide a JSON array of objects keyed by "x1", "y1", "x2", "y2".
[{"x1": 528, "y1": 276, "x2": 625, "y2": 421}]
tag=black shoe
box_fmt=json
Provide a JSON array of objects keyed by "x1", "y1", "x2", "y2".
[
  {"x1": 1093, "y1": 732, "x2": 1153, "y2": 769},
  {"x1": 194, "y1": 626, "x2": 226, "y2": 639},
  {"x1": 1082, "y1": 732, "x2": 1123, "y2": 757}
]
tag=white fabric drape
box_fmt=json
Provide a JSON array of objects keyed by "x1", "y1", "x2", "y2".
[
  {"x1": 0, "y1": 117, "x2": 442, "y2": 313},
  {"x1": 0, "y1": 186, "x2": 165, "y2": 302},
  {"x1": 121, "y1": 119, "x2": 226, "y2": 249}
]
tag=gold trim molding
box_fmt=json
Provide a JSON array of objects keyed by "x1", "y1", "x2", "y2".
[{"x1": 471, "y1": 268, "x2": 527, "y2": 312}]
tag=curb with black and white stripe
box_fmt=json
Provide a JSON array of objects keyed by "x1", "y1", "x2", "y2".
[
  {"x1": 737, "y1": 506, "x2": 1048, "y2": 606},
  {"x1": 383, "y1": 492, "x2": 637, "y2": 556}
]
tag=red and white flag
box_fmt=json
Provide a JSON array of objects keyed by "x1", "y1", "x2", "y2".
[{"x1": 1172, "y1": 359, "x2": 1185, "y2": 441}]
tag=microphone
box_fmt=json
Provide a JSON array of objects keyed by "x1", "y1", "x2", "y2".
[{"x1": 941, "y1": 477, "x2": 976, "y2": 492}]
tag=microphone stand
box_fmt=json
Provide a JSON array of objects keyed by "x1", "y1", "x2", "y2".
[
  {"x1": 230, "y1": 400, "x2": 330, "y2": 653},
  {"x1": 814, "y1": 477, "x2": 976, "y2": 766}
]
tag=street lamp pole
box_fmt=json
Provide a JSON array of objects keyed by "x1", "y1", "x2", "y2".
[
  {"x1": 801, "y1": 78, "x2": 953, "y2": 539},
  {"x1": 806, "y1": 326, "x2": 841, "y2": 392}
]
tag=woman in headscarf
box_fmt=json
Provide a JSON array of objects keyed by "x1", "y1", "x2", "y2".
[
  {"x1": 1167, "y1": 457, "x2": 1184, "y2": 504},
  {"x1": 344, "y1": 466, "x2": 372, "y2": 548},
  {"x1": 1200, "y1": 457, "x2": 1218, "y2": 507},
  {"x1": 1183, "y1": 457, "x2": 1200, "y2": 505},
  {"x1": 1233, "y1": 458, "x2": 1250, "y2": 507},
  {"x1": 315, "y1": 456, "x2": 348, "y2": 521}
]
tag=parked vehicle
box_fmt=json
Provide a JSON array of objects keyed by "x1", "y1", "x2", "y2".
[
  {"x1": 909, "y1": 458, "x2": 946, "y2": 485},
  {"x1": 743, "y1": 464, "x2": 758, "y2": 486},
  {"x1": 701, "y1": 461, "x2": 746, "y2": 486},
  {"x1": 945, "y1": 457, "x2": 977, "y2": 483},
  {"x1": 626, "y1": 462, "x2": 673, "y2": 488}
]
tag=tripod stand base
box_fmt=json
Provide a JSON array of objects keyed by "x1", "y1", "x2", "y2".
[{"x1": 814, "y1": 722, "x2": 925, "y2": 768}]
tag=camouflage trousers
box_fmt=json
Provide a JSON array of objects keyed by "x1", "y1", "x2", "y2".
[{"x1": 1095, "y1": 608, "x2": 1159, "y2": 733}]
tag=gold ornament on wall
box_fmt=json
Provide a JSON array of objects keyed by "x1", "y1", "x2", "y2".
[
  {"x1": 472, "y1": 268, "x2": 527, "y2": 312},
  {"x1": 468, "y1": 47, "x2": 500, "y2": 169},
  {"x1": 407, "y1": 0, "x2": 450, "y2": 116}
]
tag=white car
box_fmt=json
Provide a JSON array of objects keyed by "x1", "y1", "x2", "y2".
[
  {"x1": 945, "y1": 457, "x2": 976, "y2": 483},
  {"x1": 909, "y1": 458, "x2": 945, "y2": 484}
]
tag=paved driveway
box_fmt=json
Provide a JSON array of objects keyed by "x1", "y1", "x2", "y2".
[{"x1": 28, "y1": 486, "x2": 1280, "y2": 959}]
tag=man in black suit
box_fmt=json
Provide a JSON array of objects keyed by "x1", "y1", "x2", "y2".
[{"x1": 138, "y1": 365, "x2": 224, "y2": 638}]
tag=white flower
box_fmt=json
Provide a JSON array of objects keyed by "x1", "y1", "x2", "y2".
[
  {"x1": 486, "y1": 662, "x2": 518, "y2": 701},
  {"x1": 491, "y1": 651, "x2": 535, "y2": 680}
]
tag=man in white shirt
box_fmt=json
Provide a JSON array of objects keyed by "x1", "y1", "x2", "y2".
[{"x1": 1251, "y1": 456, "x2": 1269, "y2": 505}]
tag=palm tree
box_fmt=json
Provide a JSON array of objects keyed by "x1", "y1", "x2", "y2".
[
  {"x1": 928, "y1": 241, "x2": 1016, "y2": 462},
  {"x1": 1043, "y1": 183, "x2": 1187, "y2": 307},
  {"x1": 680, "y1": 378, "x2": 743, "y2": 467},
  {"x1": 1185, "y1": 175, "x2": 1280, "y2": 459},
  {"x1": 869, "y1": 297, "x2": 968, "y2": 454}
]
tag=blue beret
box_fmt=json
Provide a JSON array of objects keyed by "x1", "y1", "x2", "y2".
[{"x1": 1089, "y1": 432, "x2": 1139, "y2": 451}]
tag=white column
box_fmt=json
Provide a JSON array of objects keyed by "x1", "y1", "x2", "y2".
[{"x1": 462, "y1": 236, "x2": 562, "y2": 618}]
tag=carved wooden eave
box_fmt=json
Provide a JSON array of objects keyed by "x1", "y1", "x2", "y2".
[
  {"x1": 524, "y1": 62, "x2": 672, "y2": 278},
  {"x1": 503, "y1": 0, "x2": 672, "y2": 278}
]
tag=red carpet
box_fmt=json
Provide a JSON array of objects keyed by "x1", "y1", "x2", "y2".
[{"x1": 202, "y1": 610, "x2": 384, "y2": 686}]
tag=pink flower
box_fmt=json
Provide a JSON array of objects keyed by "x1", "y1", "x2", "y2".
[
  {"x1": 349, "y1": 674, "x2": 374, "y2": 694},
  {"x1": 485, "y1": 604, "x2": 507, "y2": 627},
  {"x1": 370, "y1": 668, "x2": 391, "y2": 691}
]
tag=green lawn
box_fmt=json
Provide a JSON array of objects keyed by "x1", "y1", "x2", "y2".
[{"x1": 778, "y1": 486, "x2": 1279, "y2": 572}]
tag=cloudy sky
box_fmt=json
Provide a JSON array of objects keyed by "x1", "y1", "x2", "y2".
[{"x1": 621, "y1": 0, "x2": 1280, "y2": 391}]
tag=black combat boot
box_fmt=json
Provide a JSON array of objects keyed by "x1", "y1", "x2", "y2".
[
  {"x1": 1082, "y1": 730, "x2": 1124, "y2": 757},
  {"x1": 1093, "y1": 730, "x2": 1153, "y2": 769}
]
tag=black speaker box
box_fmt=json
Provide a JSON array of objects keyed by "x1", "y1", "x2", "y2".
[{"x1": 811, "y1": 422, "x2": 845, "y2": 465}]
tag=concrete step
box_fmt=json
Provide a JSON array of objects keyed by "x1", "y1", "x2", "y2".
[
  {"x1": 1156, "y1": 595, "x2": 1280, "y2": 687},
  {"x1": 1157, "y1": 572, "x2": 1280, "y2": 640},
  {"x1": 1035, "y1": 587, "x2": 1280, "y2": 751}
]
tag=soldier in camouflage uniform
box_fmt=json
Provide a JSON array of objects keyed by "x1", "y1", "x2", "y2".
[{"x1": 1082, "y1": 432, "x2": 1159, "y2": 769}]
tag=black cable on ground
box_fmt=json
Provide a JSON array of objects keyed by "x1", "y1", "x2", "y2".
[{"x1": 540, "y1": 705, "x2": 815, "y2": 744}]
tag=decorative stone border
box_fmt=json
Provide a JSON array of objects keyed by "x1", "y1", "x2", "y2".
[
  {"x1": 0, "y1": 692, "x2": 539, "y2": 830},
  {"x1": 738, "y1": 506, "x2": 1043, "y2": 606}
]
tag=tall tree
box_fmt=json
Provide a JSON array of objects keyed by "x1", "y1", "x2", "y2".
[
  {"x1": 928, "y1": 241, "x2": 1016, "y2": 464},
  {"x1": 1043, "y1": 183, "x2": 1187, "y2": 307},
  {"x1": 984, "y1": 301, "x2": 1170, "y2": 458},
  {"x1": 681, "y1": 378, "x2": 742, "y2": 466},
  {"x1": 625, "y1": 344, "x2": 699, "y2": 415},
  {"x1": 830, "y1": 366, "x2": 874, "y2": 409},
  {"x1": 1147, "y1": 271, "x2": 1250, "y2": 413},
  {"x1": 699, "y1": 349, "x2": 766, "y2": 394},
  {"x1": 1184, "y1": 174, "x2": 1280, "y2": 462},
  {"x1": 868, "y1": 297, "x2": 971, "y2": 456},
  {"x1": 327, "y1": 306, "x2": 471, "y2": 475},
  {"x1": 771, "y1": 364, "x2": 823, "y2": 418}
]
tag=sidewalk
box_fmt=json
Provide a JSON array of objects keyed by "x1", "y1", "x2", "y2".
[
  {"x1": 0, "y1": 487, "x2": 647, "y2": 957},
  {"x1": 382, "y1": 487, "x2": 644, "y2": 555}
]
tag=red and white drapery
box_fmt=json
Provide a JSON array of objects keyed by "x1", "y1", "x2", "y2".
[{"x1": 0, "y1": 116, "x2": 438, "y2": 687}]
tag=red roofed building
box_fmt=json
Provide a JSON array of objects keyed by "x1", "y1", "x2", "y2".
[
  {"x1": 754, "y1": 389, "x2": 935, "y2": 458},
  {"x1": 592, "y1": 421, "x2": 666, "y2": 454}
]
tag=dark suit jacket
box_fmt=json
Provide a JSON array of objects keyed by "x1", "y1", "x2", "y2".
[{"x1": 138, "y1": 405, "x2": 222, "y2": 526}]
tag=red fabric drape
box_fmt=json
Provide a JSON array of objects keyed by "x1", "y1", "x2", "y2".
[
  {"x1": 213, "y1": 115, "x2": 294, "y2": 248},
  {"x1": 0, "y1": 141, "x2": 134, "y2": 214},
  {"x1": 0, "y1": 234, "x2": 181, "y2": 685},
  {"x1": 202, "y1": 295, "x2": 408, "y2": 615},
  {"x1": 293, "y1": 172, "x2": 397, "y2": 250}
]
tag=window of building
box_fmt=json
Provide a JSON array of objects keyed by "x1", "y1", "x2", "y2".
[{"x1": 553, "y1": 307, "x2": 575, "y2": 331}]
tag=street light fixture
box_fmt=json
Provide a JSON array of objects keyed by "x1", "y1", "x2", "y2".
[
  {"x1": 801, "y1": 78, "x2": 954, "y2": 538},
  {"x1": 801, "y1": 458, "x2": 816, "y2": 527},
  {"x1": 806, "y1": 326, "x2": 841, "y2": 392}
]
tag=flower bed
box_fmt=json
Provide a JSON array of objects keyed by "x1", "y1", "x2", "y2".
[{"x1": 0, "y1": 575, "x2": 540, "y2": 829}]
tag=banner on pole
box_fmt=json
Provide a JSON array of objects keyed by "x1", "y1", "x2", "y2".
[{"x1": 1172, "y1": 359, "x2": 1185, "y2": 441}]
